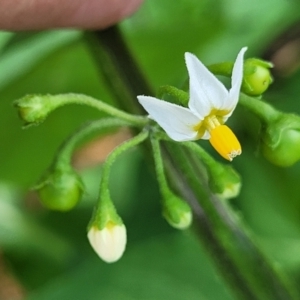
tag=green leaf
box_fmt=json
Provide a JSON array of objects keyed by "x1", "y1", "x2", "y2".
[{"x1": 26, "y1": 233, "x2": 233, "y2": 300}]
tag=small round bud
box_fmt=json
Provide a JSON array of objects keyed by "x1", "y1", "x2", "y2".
[
  {"x1": 261, "y1": 114, "x2": 300, "y2": 167},
  {"x1": 14, "y1": 94, "x2": 59, "y2": 126},
  {"x1": 162, "y1": 192, "x2": 192, "y2": 230},
  {"x1": 208, "y1": 165, "x2": 241, "y2": 200},
  {"x1": 35, "y1": 165, "x2": 83, "y2": 211},
  {"x1": 242, "y1": 58, "x2": 273, "y2": 96}
]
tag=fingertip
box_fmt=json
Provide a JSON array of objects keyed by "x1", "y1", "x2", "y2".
[
  {"x1": 71, "y1": 0, "x2": 144, "y2": 29},
  {"x1": 0, "y1": 0, "x2": 144, "y2": 30}
]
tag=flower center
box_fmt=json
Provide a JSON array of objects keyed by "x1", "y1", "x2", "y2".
[
  {"x1": 205, "y1": 116, "x2": 241, "y2": 161},
  {"x1": 204, "y1": 115, "x2": 221, "y2": 131}
]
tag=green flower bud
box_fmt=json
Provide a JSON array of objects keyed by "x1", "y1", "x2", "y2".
[
  {"x1": 261, "y1": 114, "x2": 300, "y2": 167},
  {"x1": 162, "y1": 191, "x2": 192, "y2": 230},
  {"x1": 242, "y1": 58, "x2": 273, "y2": 96},
  {"x1": 35, "y1": 165, "x2": 83, "y2": 211},
  {"x1": 14, "y1": 94, "x2": 57, "y2": 126},
  {"x1": 208, "y1": 164, "x2": 241, "y2": 200}
]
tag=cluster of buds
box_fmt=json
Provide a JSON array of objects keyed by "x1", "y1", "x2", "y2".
[{"x1": 13, "y1": 46, "x2": 299, "y2": 265}]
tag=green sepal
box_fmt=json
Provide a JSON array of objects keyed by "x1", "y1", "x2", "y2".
[
  {"x1": 34, "y1": 163, "x2": 84, "y2": 211},
  {"x1": 157, "y1": 85, "x2": 189, "y2": 107},
  {"x1": 88, "y1": 190, "x2": 123, "y2": 231}
]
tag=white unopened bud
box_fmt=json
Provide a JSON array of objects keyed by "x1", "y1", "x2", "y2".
[{"x1": 88, "y1": 222, "x2": 127, "y2": 263}]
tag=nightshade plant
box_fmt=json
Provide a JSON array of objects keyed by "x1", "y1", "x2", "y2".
[{"x1": 13, "y1": 26, "x2": 300, "y2": 299}]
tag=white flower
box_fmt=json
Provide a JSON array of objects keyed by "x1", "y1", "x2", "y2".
[
  {"x1": 87, "y1": 223, "x2": 127, "y2": 263},
  {"x1": 138, "y1": 47, "x2": 247, "y2": 161}
]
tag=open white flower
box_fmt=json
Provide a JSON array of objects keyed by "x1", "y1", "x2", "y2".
[
  {"x1": 138, "y1": 47, "x2": 247, "y2": 161},
  {"x1": 88, "y1": 222, "x2": 126, "y2": 263}
]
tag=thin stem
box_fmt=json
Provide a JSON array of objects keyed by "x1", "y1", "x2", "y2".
[
  {"x1": 84, "y1": 29, "x2": 153, "y2": 115},
  {"x1": 239, "y1": 93, "x2": 280, "y2": 123},
  {"x1": 157, "y1": 85, "x2": 189, "y2": 106},
  {"x1": 156, "y1": 132, "x2": 221, "y2": 177},
  {"x1": 99, "y1": 130, "x2": 149, "y2": 198},
  {"x1": 41, "y1": 93, "x2": 148, "y2": 127},
  {"x1": 95, "y1": 130, "x2": 149, "y2": 223},
  {"x1": 182, "y1": 141, "x2": 217, "y2": 169},
  {"x1": 207, "y1": 61, "x2": 234, "y2": 77},
  {"x1": 150, "y1": 136, "x2": 169, "y2": 195},
  {"x1": 55, "y1": 118, "x2": 132, "y2": 166}
]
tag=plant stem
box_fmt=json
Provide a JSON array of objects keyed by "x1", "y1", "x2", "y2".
[
  {"x1": 38, "y1": 93, "x2": 148, "y2": 126},
  {"x1": 99, "y1": 129, "x2": 149, "y2": 195},
  {"x1": 97, "y1": 129, "x2": 148, "y2": 212},
  {"x1": 239, "y1": 93, "x2": 280, "y2": 123},
  {"x1": 55, "y1": 118, "x2": 132, "y2": 166},
  {"x1": 207, "y1": 61, "x2": 234, "y2": 77},
  {"x1": 84, "y1": 30, "x2": 152, "y2": 115}
]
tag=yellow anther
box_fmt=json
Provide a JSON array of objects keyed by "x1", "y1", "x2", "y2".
[{"x1": 209, "y1": 125, "x2": 241, "y2": 161}]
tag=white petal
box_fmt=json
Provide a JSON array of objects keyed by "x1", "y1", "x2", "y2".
[
  {"x1": 185, "y1": 52, "x2": 228, "y2": 118},
  {"x1": 88, "y1": 224, "x2": 127, "y2": 263},
  {"x1": 138, "y1": 95, "x2": 199, "y2": 141},
  {"x1": 226, "y1": 47, "x2": 248, "y2": 111},
  {"x1": 201, "y1": 130, "x2": 211, "y2": 140}
]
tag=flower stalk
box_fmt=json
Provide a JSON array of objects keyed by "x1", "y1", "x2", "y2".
[
  {"x1": 14, "y1": 93, "x2": 148, "y2": 127},
  {"x1": 151, "y1": 136, "x2": 192, "y2": 229},
  {"x1": 181, "y1": 140, "x2": 241, "y2": 199},
  {"x1": 54, "y1": 118, "x2": 133, "y2": 165},
  {"x1": 88, "y1": 129, "x2": 148, "y2": 262},
  {"x1": 34, "y1": 118, "x2": 132, "y2": 211}
]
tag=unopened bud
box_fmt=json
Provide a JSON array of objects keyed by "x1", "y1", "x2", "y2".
[
  {"x1": 208, "y1": 164, "x2": 241, "y2": 200},
  {"x1": 14, "y1": 95, "x2": 58, "y2": 126},
  {"x1": 162, "y1": 192, "x2": 192, "y2": 230},
  {"x1": 88, "y1": 223, "x2": 126, "y2": 263},
  {"x1": 35, "y1": 165, "x2": 83, "y2": 211},
  {"x1": 242, "y1": 58, "x2": 273, "y2": 96},
  {"x1": 261, "y1": 113, "x2": 300, "y2": 167},
  {"x1": 87, "y1": 195, "x2": 126, "y2": 263}
]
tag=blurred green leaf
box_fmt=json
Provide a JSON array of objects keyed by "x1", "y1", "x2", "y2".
[
  {"x1": 0, "y1": 182, "x2": 72, "y2": 256},
  {"x1": 26, "y1": 232, "x2": 233, "y2": 300},
  {"x1": 0, "y1": 31, "x2": 81, "y2": 90}
]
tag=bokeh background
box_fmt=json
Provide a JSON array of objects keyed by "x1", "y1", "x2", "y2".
[{"x1": 0, "y1": 0, "x2": 300, "y2": 299}]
